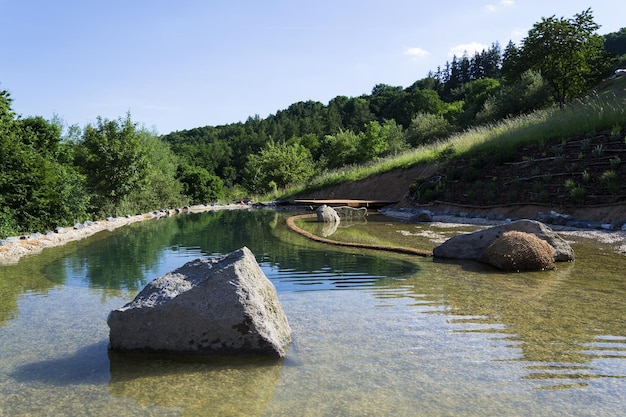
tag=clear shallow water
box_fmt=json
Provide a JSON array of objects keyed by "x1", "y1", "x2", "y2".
[{"x1": 0, "y1": 209, "x2": 625, "y2": 416}]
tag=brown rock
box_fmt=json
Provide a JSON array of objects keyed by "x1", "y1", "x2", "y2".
[{"x1": 480, "y1": 231, "x2": 555, "y2": 272}]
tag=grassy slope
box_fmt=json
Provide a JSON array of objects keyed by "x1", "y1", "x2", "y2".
[{"x1": 278, "y1": 77, "x2": 626, "y2": 210}]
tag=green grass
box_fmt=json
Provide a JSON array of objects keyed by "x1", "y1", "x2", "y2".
[{"x1": 266, "y1": 77, "x2": 626, "y2": 201}]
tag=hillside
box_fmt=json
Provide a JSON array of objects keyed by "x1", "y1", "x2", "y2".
[{"x1": 292, "y1": 78, "x2": 626, "y2": 224}]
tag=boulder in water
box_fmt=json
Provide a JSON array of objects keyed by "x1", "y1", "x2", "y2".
[{"x1": 107, "y1": 247, "x2": 292, "y2": 357}]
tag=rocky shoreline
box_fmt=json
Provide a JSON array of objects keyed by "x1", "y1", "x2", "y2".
[
  {"x1": 379, "y1": 206, "x2": 626, "y2": 255},
  {"x1": 2, "y1": 203, "x2": 625, "y2": 265},
  {"x1": 0, "y1": 204, "x2": 251, "y2": 265}
]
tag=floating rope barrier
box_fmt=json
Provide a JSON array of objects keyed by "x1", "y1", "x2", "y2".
[{"x1": 286, "y1": 213, "x2": 433, "y2": 257}]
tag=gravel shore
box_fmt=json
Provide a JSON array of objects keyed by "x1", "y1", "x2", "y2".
[
  {"x1": 2, "y1": 204, "x2": 625, "y2": 265},
  {"x1": 0, "y1": 204, "x2": 250, "y2": 265},
  {"x1": 380, "y1": 209, "x2": 626, "y2": 255}
]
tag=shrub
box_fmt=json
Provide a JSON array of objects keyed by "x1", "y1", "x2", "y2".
[
  {"x1": 610, "y1": 124, "x2": 623, "y2": 141},
  {"x1": 0, "y1": 207, "x2": 18, "y2": 239},
  {"x1": 506, "y1": 190, "x2": 518, "y2": 202},
  {"x1": 610, "y1": 155, "x2": 621, "y2": 167},
  {"x1": 407, "y1": 113, "x2": 453, "y2": 147},
  {"x1": 476, "y1": 70, "x2": 553, "y2": 123},
  {"x1": 581, "y1": 170, "x2": 590, "y2": 183},
  {"x1": 592, "y1": 144, "x2": 604, "y2": 157},
  {"x1": 581, "y1": 138, "x2": 591, "y2": 152}
]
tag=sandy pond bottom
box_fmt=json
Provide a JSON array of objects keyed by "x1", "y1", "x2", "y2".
[
  {"x1": 2, "y1": 275, "x2": 625, "y2": 416},
  {"x1": 1, "y1": 211, "x2": 625, "y2": 416}
]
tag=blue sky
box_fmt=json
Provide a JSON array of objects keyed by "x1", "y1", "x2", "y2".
[{"x1": 1, "y1": 1, "x2": 623, "y2": 134}]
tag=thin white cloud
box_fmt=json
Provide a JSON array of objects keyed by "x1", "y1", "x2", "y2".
[
  {"x1": 484, "y1": 0, "x2": 514, "y2": 13},
  {"x1": 404, "y1": 47, "x2": 430, "y2": 60},
  {"x1": 448, "y1": 42, "x2": 489, "y2": 58},
  {"x1": 509, "y1": 28, "x2": 526, "y2": 43}
]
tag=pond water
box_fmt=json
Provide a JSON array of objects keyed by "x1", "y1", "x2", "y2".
[{"x1": 0, "y1": 209, "x2": 625, "y2": 416}]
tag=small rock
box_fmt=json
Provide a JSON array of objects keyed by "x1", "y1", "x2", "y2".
[
  {"x1": 316, "y1": 205, "x2": 340, "y2": 223},
  {"x1": 408, "y1": 210, "x2": 433, "y2": 223}
]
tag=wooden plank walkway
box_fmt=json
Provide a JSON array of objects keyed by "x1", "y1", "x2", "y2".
[{"x1": 293, "y1": 199, "x2": 398, "y2": 209}]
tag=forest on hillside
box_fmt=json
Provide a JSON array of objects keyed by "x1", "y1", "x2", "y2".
[{"x1": 1, "y1": 9, "x2": 626, "y2": 238}]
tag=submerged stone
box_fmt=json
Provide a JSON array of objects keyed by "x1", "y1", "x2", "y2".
[{"x1": 107, "y1": 247, "x2": 291, "y2": 357}]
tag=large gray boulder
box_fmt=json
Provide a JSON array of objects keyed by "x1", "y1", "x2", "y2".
[
  {"x1": 316, "y1": 204, "x2": 340, "y2": 223},
  {"x1": 107, "y1": 247, "x2": 291, "y2": 357},
  {"x1": 433, "y1": 219, "x2": 574, "y2": 262}
]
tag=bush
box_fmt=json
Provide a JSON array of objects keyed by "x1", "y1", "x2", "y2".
[
  {"x1": 407, "y1": 113, "x2": 453, "y2": 147},
  {"x1": 477, "y1": 70, "x2": 553, "y2": 123},
  {"x1": 0, "y1": 207, "x2": 18, "y2": 239}
]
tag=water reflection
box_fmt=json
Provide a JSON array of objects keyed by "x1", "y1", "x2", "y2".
[
  {"x1": 368, "y1": 252, "x2": 626, "y2": 390},
  {"x1": 1, "y1": 209, "x2": 626, "y2": 416},
  {"x1": 40, "y1": 210, "x2": 420, "y2": 293}
]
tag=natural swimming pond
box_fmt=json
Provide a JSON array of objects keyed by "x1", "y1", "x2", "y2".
[{"x1": 0, "y1": 209, "x2": 625, "y2": 416}]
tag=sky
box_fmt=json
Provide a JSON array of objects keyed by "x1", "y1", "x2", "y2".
[{"x1": 1, "y1": 1, "x2": 624, "y2": 135}]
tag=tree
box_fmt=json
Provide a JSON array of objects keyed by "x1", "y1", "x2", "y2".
[
  {"x1": 319, "y1": 130, "x2": 361, "y2": 169},
  {"x1": 520, "y1": 8, "x2": 608, "y2": 106},
  {"x1": 369, "y1": 84, "x2": 404, "y2": 116},
  {"x1": 0, "y1": 92, "x2": 88, "y2": 234},
  {"x1": 477, "y1": 70, "x2": 553, "y2": 123},
  {"x1": 407, "y1": 113, "x2": 453, "y2": 147},
  {"x1": 379, "y1": 119, "x2": 408, "y2": 156},
  {"x1": 177, "y1": 165, "x2": 224, "y2": 204},
  {"x1": 358, "y1": 121, "x2": 389, "y2": 162},
  {"x1": 76, "y1": 113, "x2": 149, "y2": 213},
  {"x1": 451, "y1": 78, "x2": 501, "y2": 127},
  {"x1": 501, "y1": 40, "x2": 523, "y2": 82},
  {"x1": 130, "y1": 129, "x2": 187, "y2": 210},
  {"x1": 383, "y1": 88, "x2": 447, "y2": 128},
  {"x1": 604, "y1": 27, "x2": 626, "y2": 57},
  {"x1": 244, "y1": 141, "x2": 315, "y2": 193},
  {"x1": 342, "y1": 97, "x2": 375, "y2": 132}
]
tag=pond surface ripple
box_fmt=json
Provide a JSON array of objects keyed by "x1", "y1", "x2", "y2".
[{"x1": 1, "y1": 209, "x2": 625, "y2": 416}]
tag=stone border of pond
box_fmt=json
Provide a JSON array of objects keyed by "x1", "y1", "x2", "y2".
[
  {"x1": 0, "y1": 204, "x2": 251, "y2": 265},
  {"x1": 2, "y1": 202, "x2": 625, "y2": 265},
  {"x1": 379, "y1": 207, "x2": 626, "y2": 255}
]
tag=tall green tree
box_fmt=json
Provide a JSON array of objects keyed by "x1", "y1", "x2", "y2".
[
  {"x1": 244, "y1": 141, "x2": 315, "y2": 193},
  {"x1": 319, "y1": 130, "x2": 361, "y2": 169},
  {"x1": 407, "y1": 113, "x2": 453, "y2": 147},
  {"x1": 520, "y1": 8, "x2": 608, "y2": 106},
  {"x1": 129, "y1": 129, "x2": 187, "y2": 210},
  {"x1": 177, "y1": 165, "x2": 225, "y2": 204},
  {"x1": 476, "y1": 70, "x2": 553, "y2": 123},
  {"x1": 604, "y1": 27, "x2": 626, "y2": 57},
  {"x1": 0, "y1": 90, "x2": 88, "y2": 235},
  {"x1": 76, "y1": 113, "x2": 149, "y2": 213},
  {"x1": 501, "y1": 40, "x2": 523, "y2": 82}
]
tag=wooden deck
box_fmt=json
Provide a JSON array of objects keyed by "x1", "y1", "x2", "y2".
[{"x1": 293, "y1": 199, "x2": 398, "y2": 209}]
